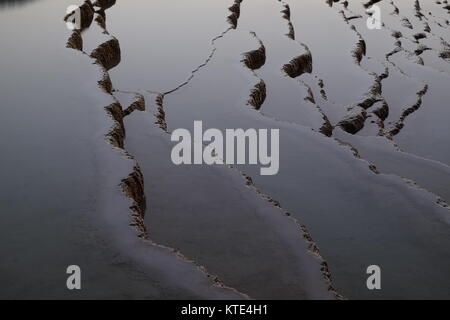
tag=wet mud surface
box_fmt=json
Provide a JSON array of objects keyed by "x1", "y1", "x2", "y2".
[{"x1": 2, "y1": 0, "x2": 450, "y2": 299}]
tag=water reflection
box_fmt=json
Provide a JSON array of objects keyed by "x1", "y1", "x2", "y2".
[{"x1": 0, "y1": 0, "x2": 39, "y2": 9}]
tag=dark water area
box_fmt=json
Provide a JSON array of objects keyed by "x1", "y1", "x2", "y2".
[{"x1": 0, "y1": 0, "x2": 38, "y2": 9}]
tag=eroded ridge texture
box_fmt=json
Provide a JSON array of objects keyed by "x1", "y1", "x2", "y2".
[{"x1": 60, "y1": 0, "x2": 450, "y2": 300}]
